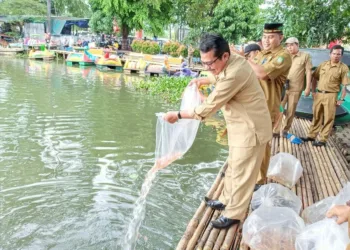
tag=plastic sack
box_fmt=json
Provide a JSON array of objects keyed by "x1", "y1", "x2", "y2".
[
  {"x1": 332, "y1": 182, "x2": 350, "y2": 206},
  {"x1": 251, "y1": 183, "x2": 302, "y2": 214},
  {"x1": 153, "y1": 84, "x2": 201, "y2": 170},
  {"x1": 295, "y1": 218, "x2": 349, "y2": 250},
  {"x1": 243, "y1": 206, "x2": 305, "y2": 250},
  {"x1": 267, "y1": 152, "x2": 303, "y2": 188},
  {"x1": 301, "y1": 196, "x2": 335, "y2": 225}
]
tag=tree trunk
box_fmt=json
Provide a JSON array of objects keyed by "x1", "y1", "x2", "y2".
[
  {"x1": 121, "y1": 24, "x2": 129, "y2": 50},
  {"x1": 46, "y1": 0, "x2": 51, "y2": 33}
]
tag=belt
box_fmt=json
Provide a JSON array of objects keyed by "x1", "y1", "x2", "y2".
[{"x1": 317, "y1": 90, "x2": 337, "y2": 94}]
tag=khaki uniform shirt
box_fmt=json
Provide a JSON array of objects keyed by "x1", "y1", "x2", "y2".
[
  {"x1": 254, "y1": 45, "x2": 292, "y2": 122},
  {"x1": 313, "y1": 60, "x2": 349, "y2": 92},
  {"x1": 189, "y1": 55, "x2": 272, "y2": 147},
  {"x1": 288, "y1": 51, "x2": 313, "y2": 92}
]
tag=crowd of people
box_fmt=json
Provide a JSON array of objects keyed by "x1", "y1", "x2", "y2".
[{"x1": 163, "y1": 23, "x2": 349, "y2": 230}]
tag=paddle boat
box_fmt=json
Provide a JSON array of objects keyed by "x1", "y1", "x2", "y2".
[
  {"x1": 28, "y1": 47, "x2": 55, "y2": 60},
  {"x1": 95, "y1": 51, "x2": 123, "y2": 72},
  {"x1": 66, "y1": 52, "x2": 94, "y2": 66},
  {"x1": 295, "y1": 48, "x2": 350, "y2": 125}
]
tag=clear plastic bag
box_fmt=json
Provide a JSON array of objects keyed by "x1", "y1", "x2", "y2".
[
  {"x1": 301, "y1": 196, "x2": 335, "y2": 225},
  {"x1": 332, "y1": 182, "x2": 350, "y2": 206},
  {"x1": 251, "y1": 183, "x2": 302, "y2": 214},
  {"x1": 153, "y1": 84, "x2": 202, "y2": 171},
  {"x1": 295, "y1": 218, "x2": 349, "y2": 250},
  {"x1": 267, "y1": 152, "x2": 303, "y2": 188},
  {"x1": 242, "y1": 206, "x2": 305, "y2": 250}
]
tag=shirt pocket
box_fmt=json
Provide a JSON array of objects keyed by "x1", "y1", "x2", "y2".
[{"x1": 330, "y1": 70, "x2": 341, "y2": 83}]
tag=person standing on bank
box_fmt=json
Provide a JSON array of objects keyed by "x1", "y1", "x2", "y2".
[
  {"x1": 246, "y1": 23, "x2": 292, "y2": 189},
  {"x1": 301, "y1": 45, "x2": 349, "y2": 147},
  {"x1": 274, "y1": 37, "x2": 313, "y2": 137},
  {"x1": 163, "y1": 33, "x2": 272, "y2": 229}
]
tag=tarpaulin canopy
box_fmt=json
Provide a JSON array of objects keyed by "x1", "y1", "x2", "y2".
[{"x1": 51, "y1": 17, "x2": 89, "y2": 35}]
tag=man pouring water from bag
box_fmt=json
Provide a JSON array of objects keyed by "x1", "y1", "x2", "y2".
[{"x1": 164, "y1": 33, "x2": 272, "y2": 229}]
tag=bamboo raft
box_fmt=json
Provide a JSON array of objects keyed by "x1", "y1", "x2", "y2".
[{"x1": 176, "y1": 118, "x2": 350, "y2": 250}]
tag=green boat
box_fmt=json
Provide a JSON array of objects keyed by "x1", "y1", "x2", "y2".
[{"x1": 66, "y1": 52, "x2": 94, "y2": 67}]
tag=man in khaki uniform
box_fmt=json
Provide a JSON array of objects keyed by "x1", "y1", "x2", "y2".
[
  {"x1": 274, "y1": 37, "x2": 313, "y2": 137},
  {"x1": 302, "y1": 45, "x2": 349, "y2": 147},
  {"x1": 247, "y1": 23, "x2": 292, "y2": 188},
  {"x1": 164, "y1": 33, "x2": 272, "y2": 229}
]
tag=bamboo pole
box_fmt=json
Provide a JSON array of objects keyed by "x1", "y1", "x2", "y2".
[
  {"x1": 294, "y1": 119, "x2": 315, "y2": 205},
  {"x1": 176, "y1": 162, "x2": 227, "y2": 250},
  {"x1": 197, "y1": 210, "x2": 220, "y2": 250},
  {"x1": 220, "y1": 223, "x2": 239, "y2": 250},
  {"x1": 213, "y1": 229, "x2": 227, "y2": 250},
  {"x1": 186, "y1": 181, "x2": 225, "y2": 250},
  {"x1": 313, "y1": 145, "x2": 334, "y2": 197}
]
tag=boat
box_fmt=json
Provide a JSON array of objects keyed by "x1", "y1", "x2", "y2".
[
  {"x1": 66, "y1": 52, "x2": 94, "y2": 67},
  {"x1": 295, "y1": 48, "x2": 350, "y2": 125},
  {"x1": 95, "y1": 56, "x2": 123, "y2": 72},
  {"x1": 28, "y1": 48, "x2": 55, "y2": 60}
]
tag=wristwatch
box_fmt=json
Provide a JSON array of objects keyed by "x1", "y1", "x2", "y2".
[{"x1": 177, "y1": 111, "x2": 182, "y2": 119}]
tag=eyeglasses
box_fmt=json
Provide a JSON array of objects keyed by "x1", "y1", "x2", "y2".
[{"x1": 201, "y1": 55, "x2": 222, "y2": 66}]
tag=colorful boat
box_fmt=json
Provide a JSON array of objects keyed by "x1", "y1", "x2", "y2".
[
  {"x1": 124, "y1": 58, "x2": 147, "y2": 74},
  {"x1": 66, "y1": 52, "x2": 94, "y2": 66},
  {"x1": 28, "y1": 48, "x2": 55, "y2": 60},
  {"x1": 95, "y1": 57, "x2": 123, "y2": 72},
  {"x1": 295, "y1": 48, "x2": 350, "y2": 125}
]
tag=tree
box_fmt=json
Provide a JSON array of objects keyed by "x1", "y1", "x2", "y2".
[
  {"x1": 182, "y1": 0, "x2": 220, "y2": 44},
  {"x1": 90, "y1": 0, "x2": 173, "y2": 50},
  {"x1": 266, "y1": 0, "x2": 350, "y2": 47},
  {"x1": 209, "y1": 0, "x2": 263, "y2": 43},
  {"x1": 0, "y1": 0, "x2": 47, "y2": 15},
  {"x1": 0, "y1": 0, "x2": 47, "y2": 36},
  {"x1": 51, "y1": 0, "x2": 91, "y2": 17}
]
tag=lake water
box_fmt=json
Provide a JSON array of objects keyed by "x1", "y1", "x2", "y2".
[{"x1": 0, "y1": 58, "x2": 228, "y2": 250}]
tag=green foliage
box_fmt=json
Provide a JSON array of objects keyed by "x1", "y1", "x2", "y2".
[
  {"x1": 131, "y1": 40, "x2": 160, "y2": 54},
  {"x1": 134, "y1": 76, "x2": 191, "y2": 103},
  {"x1": 52, "y1": 0, "x2": 91, "y2": 17},
  {"x1": 131, "y1": 40, "x2": 143, "y2": 53},
  {"x1": 0, "y1": 0, "x2": 47, "y2": 15},
  {"x1": 177, "y1": 45, "x2": 188, "y2": 57},
  {"x1": 209, "y1": 0, "x2": 263, "y2": 43},
  {"x1": 193, "y1": 49, "x2": 200, "y2": 58},
  {"x1": 266, "y1": 0, "x2": 350, "y2": 46}
]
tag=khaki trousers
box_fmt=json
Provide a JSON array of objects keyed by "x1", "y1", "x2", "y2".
[
  {"x1": 308, "y1": 92, "x2": 337, "y2": 142},
  {"x1": 256, "y1": 143, "x2": 271, "y2": 185},
  {"x1": 273, "y1": 91, "x2": 302, "y2": 134},
  {"x1": 219, "y1": 143, "x2": 266, "y2": 220}
]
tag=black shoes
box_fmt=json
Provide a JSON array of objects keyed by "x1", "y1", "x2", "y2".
[
  {"x1": 204, "y1": 197, "x2": 226, "y2": 210},
  {"x1": 211, "y1": 216, "x2": 240, "y2": 229},
  {"x1": 300, "y1": 137, "x2": 315, "y2": 142},
  {"x1": 254, "y1": 184, "x2": 263, "y2": 192},
  {"x1": 312, "y1": 141, "x2": 326, "y2": 147}
]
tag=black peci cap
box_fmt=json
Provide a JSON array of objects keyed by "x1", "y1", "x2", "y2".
[
  {"x1": 263, "y1": 23, "x2": 283, "y2": 34},
  {"x1": 244, "y1": 44, "x2": 261, "y2": 55}
]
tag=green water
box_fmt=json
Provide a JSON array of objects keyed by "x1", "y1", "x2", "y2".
[{"x1": 0, "y1": 59, "x2": 228, "y2": 250}]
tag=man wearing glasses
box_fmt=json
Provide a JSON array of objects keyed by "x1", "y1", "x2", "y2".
[
  {"x1": 163, "y1": 33, "x2": 272, "y2": 229},
  {"x1": 246, "y1": 23, "x2": 292, "y2": 190}
]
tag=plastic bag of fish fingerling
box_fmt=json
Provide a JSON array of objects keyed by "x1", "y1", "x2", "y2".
[
  {"x1": 295, "y1": 218, "x2": 349, "y2": 250},
  {"x1": 267, "y1": 152, "x2": 303, "y2": 188},
  {"x1": 251, "y1": 183, "x2": 302, "y2": 214},
  {"x1": 332, "y1": 182, "x2": 350, "y2": 206},
  {"x1": 301, "y1": 196, "x2": 335, "y2": 225},
  {"x1": 242, "y1": 206, "x2": 305, "y2": 250},
  {"x1": 153, "y1": 84, "x2": 202, "y2": 171}
]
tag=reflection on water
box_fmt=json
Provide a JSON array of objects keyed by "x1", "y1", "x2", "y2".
[{"x1": 0, "y1": 58, "x2": 228, "y2": 250}]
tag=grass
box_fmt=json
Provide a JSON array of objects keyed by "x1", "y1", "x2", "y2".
[{"x1": 134, "y1": 76, "x2": 192, "y2": 103}]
